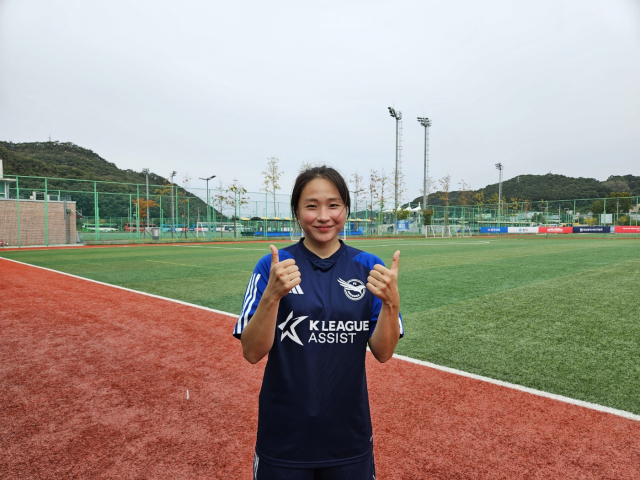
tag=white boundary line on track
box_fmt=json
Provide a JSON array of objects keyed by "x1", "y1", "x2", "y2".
[
  {"x1": 2, "y1": 256, "x2": 639, "y2": 423},
  {"x1": 393, "y1": 354, "x2": 640, "y2": 422},
  {"x1": 0, "y1": 257, "x2": 233, "y2": 318}
]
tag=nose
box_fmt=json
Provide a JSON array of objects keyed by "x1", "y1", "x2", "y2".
[{"x1": 317, "y1": 206, "x2": 331, "y2": 221}]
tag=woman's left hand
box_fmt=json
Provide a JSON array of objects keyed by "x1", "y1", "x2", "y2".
[{"x1": 366, "y1": 250, "x2": 400, "y2": 307}]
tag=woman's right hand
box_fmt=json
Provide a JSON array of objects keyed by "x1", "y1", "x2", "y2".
[{"x1": 265, "y1": 244, "x2": 301, "y2": 300}]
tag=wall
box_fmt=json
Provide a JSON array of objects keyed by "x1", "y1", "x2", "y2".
[{"x1": 0, "y1": 199, "x2": 77, "y2": 246}]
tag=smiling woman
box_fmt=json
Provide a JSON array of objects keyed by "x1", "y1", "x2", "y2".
[
  {"x1": 290, "y1": 166, "x2": 350, "y2": 258},
  {"x1": 233, "y1": 165, "x2": 403, "y2": 480}
]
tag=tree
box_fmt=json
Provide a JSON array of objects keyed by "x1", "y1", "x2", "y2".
[
  {"x1": 226, "y1": 178, "x2": 248, "y2": 238},
  {"x1": 261, "y1": 157, "x2": 282, "y2": 217},
  {"x1": 178, "y1": 173, "x2": 193, "y2": 238},
  {"x1": 153, "y1": 178, "x2": 178, "y2": 230},
  {"x1": 213, "y1": 179, "x2": 227, "y2": 237},
  {"x1": 132, "y1": 198, "x2": 159, "y2": 222},
  {"x1": 422, "y1": 208, "x2": 433, "y2": 225},
  {"x1": 591, "y1": 192, "x2": 632, "y2": 215},
  {"x1": 368, "y1": 170, "x2": 380, "y2": 220},
  {"x1": 378, "y1": 170, "x2": 390, "y2": 222},
  {"x1": 604, "y1": 180, "x2": 630, "y2": 192},
  {"x1": 396, "y1": 208, "x2": 411, "y2": 220},
  {"x1": 298, "y1": 161, "x2": 313, "y2": 173},
  {"x1": 419, "y1": 177, "x2": 436, "y2": 208},
  {"x1": 438, "y1": 175, "x2": 452, "y2": 227},
  {"x1": 473, "y1": 190, "x2": 485, "y2": 205},
  {"x1": 458, "y1": 179, "x2": 472, "y2": 206},
  {"x1": 349, "y1": 172, "x2": 365, "y2": 219}
]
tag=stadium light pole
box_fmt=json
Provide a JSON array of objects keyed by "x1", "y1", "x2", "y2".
[
  {"x1": 417, "y1": 117, "x2": 432, "y2": 218},
  {"x1": 388, "y1": 107, "x2": 402, "y2": 235},
  {"x1": 495, "y1": 163, "x2": 503, "y2": 227},
  {"x1": 199, "y1": 175, "x2": 216, "y2": 241},
  {"x1": 170, "y1": 170, "x2": 177, "y2": 239},
  {"x1": 142, "y1": 168, "x2": 150, "y2": 235}
]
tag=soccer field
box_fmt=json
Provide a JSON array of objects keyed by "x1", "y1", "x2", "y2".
[{"x1": 2, "y1": 236, "x2": 639, "y2": 414}]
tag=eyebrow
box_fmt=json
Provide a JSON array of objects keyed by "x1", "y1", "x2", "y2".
[{"x1": 302, "y1": 197, "x2": 343, "y2": 202}]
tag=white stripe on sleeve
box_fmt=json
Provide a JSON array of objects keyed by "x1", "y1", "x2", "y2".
[
  {"x1": 242, "y1": 273, "x2": 261, "y2": 330},
  {"x1": 240, "y1": 274, "x2": 258, "y2": 318}
]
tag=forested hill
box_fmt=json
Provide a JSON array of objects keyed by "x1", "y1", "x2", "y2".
[
  {"x1": 2, "y1": 141, "x2": 637, "y2": 208},
  {"x1": 0, "y1": 141, "x2": 211, "y2": 220},
  {"x1": 0, "y1": 141, "x2": 167, "y2": 185},
  {"x1": 412, "y1": 173, "x2": 640, "y2": 206}
]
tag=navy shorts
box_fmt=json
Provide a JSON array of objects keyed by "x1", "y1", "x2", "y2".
[{"x1": 253, "y1": 450, "x2": 376, "y2": 480}]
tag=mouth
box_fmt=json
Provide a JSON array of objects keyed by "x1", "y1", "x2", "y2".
[{"x1": 313, "y1": 225, "x2": 334, "y2": 232}]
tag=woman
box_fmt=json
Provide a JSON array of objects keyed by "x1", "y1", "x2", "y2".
[{"x1": 233, "y1": 165, "x2": 403, "y2": 479}]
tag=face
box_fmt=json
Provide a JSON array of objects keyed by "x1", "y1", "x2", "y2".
[{"x1": 296, "y1": 178, "x2": 348, "y2": 248}]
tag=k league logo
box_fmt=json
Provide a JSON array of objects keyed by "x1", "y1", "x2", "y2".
[
  {"x1": 278, "y1": 311, "x2": 307, "y2": 346},
  {"x1": 338, "y1": 278, "x2": 366, "y2": 301}
]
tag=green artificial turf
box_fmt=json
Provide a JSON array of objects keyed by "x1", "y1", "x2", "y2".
[{"x1": 3, "y1": 237, "x2": 639, "y2": 414}]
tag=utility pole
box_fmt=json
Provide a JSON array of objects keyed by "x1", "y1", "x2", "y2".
[
  {"x1": 199, "y1": 175, "x2": 216, "y2": 241},
  {"x1": 388, "y1": 107, "x2": 402, "y2": 234},
  {"x1": 417, "y1": 117, "x2": 432, "y2": 215},
  {"x1": 495, "y1": 163, "x2": 503, "y2": 227},
  {"x1": 170, "y1": 171, "x2": 177, "y2": 239}
]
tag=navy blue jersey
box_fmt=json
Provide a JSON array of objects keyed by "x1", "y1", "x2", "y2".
[{"x1": 233, "y1": 239, "x2": 404, "y2": 468}]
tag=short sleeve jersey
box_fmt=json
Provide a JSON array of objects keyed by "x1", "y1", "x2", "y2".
[{"x1": 233, "y1": 239, "x2": 404, "y2": 468}]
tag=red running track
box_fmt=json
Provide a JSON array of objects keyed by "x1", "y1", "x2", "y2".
[{"x1": 1, "y1": 258, "x2": 638, "y2": 479}]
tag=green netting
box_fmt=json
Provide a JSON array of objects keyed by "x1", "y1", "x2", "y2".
[{"x1": 1, "y1": 175, "x2": 638, "y2": 246}]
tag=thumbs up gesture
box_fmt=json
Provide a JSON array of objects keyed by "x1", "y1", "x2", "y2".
[
  {"x1": 265, "y1": 245, "x2": 301, "y2": 300},
  {"x1": 366, "y1": 251, "x2": 400, "y2": 307}
]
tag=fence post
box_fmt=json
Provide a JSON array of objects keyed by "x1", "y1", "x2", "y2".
[
  {"x1": 94, "y1": 181, "x2": 99, "y2": 243},
  {"x1": 16, "y1": 177, "x2": 21, "y2": 247},
  {"x1": 207, "y1": 185, "x2": 212, "y2": 242},
  {"x1": 159, "y1": 195, "x2": 163, "y2": 236},
  {"x1": 603, "y1": 197, "x2": 607, "y2": 238},
  {"x1": 44, "y1": 177, "x2": 49, "y2": 246},
  {"x1": 264, "y1": 192, "x2": 268, "y2": 241},
  {"x1": 136, "y1": 184, "x2": 141, "y2": 243}
]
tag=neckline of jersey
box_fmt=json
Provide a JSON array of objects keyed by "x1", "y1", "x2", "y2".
[{"x1": 297, "y1": 237, "x2": 347, "y2": 265}]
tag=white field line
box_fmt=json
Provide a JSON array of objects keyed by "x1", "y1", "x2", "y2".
[
  {"x1": 353, "y1": 241, "x2": 491, "y2": 247},
  {"x1": 173, "y1": 245, "x2": 270, "y2": 251},
  {"x1": 3, "y1": 256, "x2": 639, "y2": 423}
]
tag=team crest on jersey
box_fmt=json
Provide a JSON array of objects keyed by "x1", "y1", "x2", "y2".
[{"x1": 338, "y1": 278, "x2": 366, "y2": 301}]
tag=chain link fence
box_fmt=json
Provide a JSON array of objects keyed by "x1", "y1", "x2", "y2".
[{"x1": 1, "y1": 175, "x2": 639, "y2": 246}]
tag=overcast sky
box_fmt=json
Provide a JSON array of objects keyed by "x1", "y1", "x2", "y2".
[{"x1": 1, "y1": 0, "x2": 638, "y2": 201}]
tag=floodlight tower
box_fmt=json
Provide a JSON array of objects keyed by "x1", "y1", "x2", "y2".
[
  {"x1": 199, "y1": 175, "x2": 216, "y2": 241},
  {"x1": 417, "y1": 117, "x2": 432, "y2": 214},
  {"x1": 170, "y1": 170, "x2": 177, "y2": 238},
  {"x1": 142, "y1": 168, "x2": 150, "y2": 233},
  {"x1": 388, "y1": 107, "x2": 402, "y2": 234},
  {"x1": 495, "y1": 163, "x2": 503, "y2": 226}
]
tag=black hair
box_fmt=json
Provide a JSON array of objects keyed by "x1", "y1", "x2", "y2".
[{"x1": 290, "y1": 165, "x2": 351, "y2": 222}]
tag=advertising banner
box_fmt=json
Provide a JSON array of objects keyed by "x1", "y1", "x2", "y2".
[
  {"x1": 614, "y1": 226, "x2": 640, "y2": 234},
  {"x1": 396, "y1": 220, "x2": 409, "y2": 232},
  {"x1": 507, "y1": 227, "x2": 539, "y2": 234},
  {"x1": 480, "y1": 227, "x2": 508, "y2": 233},
  {"x1": 539, "y1": 227, "x2": 573, "y2": 234},
  {"x1": 573, "y1": 226, "x2": 614, "y2": 234}
]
